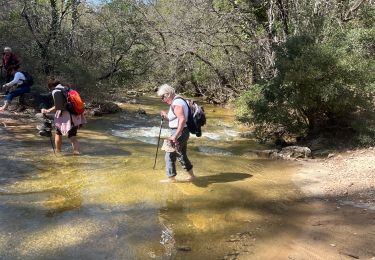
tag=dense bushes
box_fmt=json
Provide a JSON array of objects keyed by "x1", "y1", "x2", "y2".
[{"x1": 236, "y1": 31, "x2": 375, "y2": 143}]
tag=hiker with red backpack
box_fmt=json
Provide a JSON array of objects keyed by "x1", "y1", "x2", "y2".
[
  {"x1": 157, "y1": 84, "x2": 196, "y2": 183},
  {"x1": 1, "y1": 47, "x2": 21, "y2": 83},
  {"x1": 41, "y1": 77, "x2": 86, "y2": 155},
  {"x1": 0, "y1": 65, "x2": 32, "y2": 111}
]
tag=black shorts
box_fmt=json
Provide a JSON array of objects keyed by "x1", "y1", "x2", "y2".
[{"x1": 56, "y1": 126, "x2": 78, "y2": 138}]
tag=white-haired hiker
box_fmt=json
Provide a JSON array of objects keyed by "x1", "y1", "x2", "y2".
[{"x1": 157, "y1": 84, "x2": 195, "y2": 183}]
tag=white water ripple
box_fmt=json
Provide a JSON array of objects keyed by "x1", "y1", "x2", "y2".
[
  {"x1": 111, "y1": 127, "x2": 170, "y2": 145},
  {"x1": 110, "y1": 122, "x2": 242, "y2": 146}
]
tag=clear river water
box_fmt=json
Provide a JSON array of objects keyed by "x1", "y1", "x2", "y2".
[{"x1": 0, "y1": 96, "x2": 303, "y2": 259}]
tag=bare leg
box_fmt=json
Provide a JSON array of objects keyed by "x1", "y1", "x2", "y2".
[
  {"x1": 69, "y1": 136, "x2": 80, "y2": 155},
  {"x1": 0, "y1": 101, "x2": 9, "y2": 111},
  {"x1": 55, "y1": 134, "x2": 62, "y2": 152},
  {"x1": 185, "y1": 169, "x2": 195, "y2": 181}
]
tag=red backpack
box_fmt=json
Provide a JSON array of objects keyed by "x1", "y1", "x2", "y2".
[{"x1": 65, "y1": 88, "x2": 85, "y2": 115}]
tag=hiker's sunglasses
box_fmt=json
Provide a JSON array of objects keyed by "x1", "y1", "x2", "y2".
[{"x1": 161, "y1": 94, "x2": 168, "y2": 100}]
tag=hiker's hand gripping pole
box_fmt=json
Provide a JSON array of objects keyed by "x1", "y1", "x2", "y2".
[{"x1": 153, "y1": 117, "x2": 164, "y2": 170}]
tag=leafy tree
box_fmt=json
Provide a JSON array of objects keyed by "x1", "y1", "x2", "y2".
[{"x1": 237, "y1": 30, "x2": 375, "y2": 140}]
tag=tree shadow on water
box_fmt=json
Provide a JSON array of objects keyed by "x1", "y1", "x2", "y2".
[{"x1": 192, "y1": 172, "x2": 252, "y2": 188}]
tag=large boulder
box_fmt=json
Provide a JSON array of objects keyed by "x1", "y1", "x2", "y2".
[{"x1": 85, "y1": 101, "x2": 122, "y2": 116}]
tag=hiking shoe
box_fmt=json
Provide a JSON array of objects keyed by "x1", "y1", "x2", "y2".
[{"x1": 161, "y1": 140, "x2": 176, "y2": 153}]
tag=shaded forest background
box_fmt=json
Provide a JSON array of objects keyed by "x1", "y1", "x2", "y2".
[{"x1": 0, "y1": 0, "x2": 374, "y2": 145}]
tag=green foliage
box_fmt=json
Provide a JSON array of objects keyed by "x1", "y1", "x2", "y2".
[
  {"x1": 235, "y1": 84, "x2": 262, "y2": 123},
  {"x1": 237, "y1": 32, "x2": 375, "y2": 138},
  {"x1": 0, "y1": 0, "x2": 373, "y2": 140}
]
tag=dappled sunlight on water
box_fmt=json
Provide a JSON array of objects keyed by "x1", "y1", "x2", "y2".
[{"x1": 0, "y1": 97, "x2": 301, "y2": 259}]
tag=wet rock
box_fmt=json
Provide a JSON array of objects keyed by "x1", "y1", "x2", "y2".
[
  {"x1": 88, "y1": 109, "x2": 103, "y2": 117},
  {"x1": 279, "y1": 146, "x2": 311, "y2": 158},
  {"x1": 126, "y1": 90, "x2": 140, "y2": 97},
  {"x1": 223, "y1": 251, "x2": 240, "y2": 260},
  {"x1": 227, "y1": 238, "x2": 240, "y2": 242},
  {"x1": 118, "y1": 97, "x2": 138, "y2": 104},
  {"x1": 239, "y1": 131, "x2": 255, "y2": 138},
  {"x1": 177, "y1": 245, "x2": 191, "y2": 251},
  {"x1": 137, "y1": 108, "x2": 146, "y2": 115},
  {"x1": 247, "y1": 149, "x2": 280, "y2": 158},
  {"x1": 89, "y1": 101, "x2": 122, "y2": 115}
]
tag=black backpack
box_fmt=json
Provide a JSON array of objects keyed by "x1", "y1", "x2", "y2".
[
  {"x1": 20, "y1": 71, "x2": 34, "y2": 87},
  {"x1": 173, "y1": 97, "x2": 206, "y2": 137}
]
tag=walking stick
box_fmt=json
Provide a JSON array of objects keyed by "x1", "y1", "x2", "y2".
[
  {"x1": 43, "y1": 113, "x2": 56, "y2": 156},
  {"x1": 153, "y1": 117, "x2": 164, "y2": 170}
]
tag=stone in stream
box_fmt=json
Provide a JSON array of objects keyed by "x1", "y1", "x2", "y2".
[
  {"x1": 177, "y1": 245, "x2": 191, "y2": 251},
  {"x1": 279, "y1": 146, "x2": 311, "y2": 158}
]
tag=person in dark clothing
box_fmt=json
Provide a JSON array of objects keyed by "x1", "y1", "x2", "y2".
[{"x1": 1, "y1": 47, "x2": 21, "y2": 83}]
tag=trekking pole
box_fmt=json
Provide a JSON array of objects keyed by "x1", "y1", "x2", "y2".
[
  {"x1": 43, "y1": 113, "x2": 56, "y2": 156},
  {"x1": 153, "y1": 117, "x2": 164, "y2": 170}
]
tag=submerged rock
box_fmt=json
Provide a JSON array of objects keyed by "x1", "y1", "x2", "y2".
[
  {"x1": 246, "y1": 149, "x2": 279, "y2": 158},
  {"x1": 177, "y1": 245, "x2": 191, "y2": 251}
]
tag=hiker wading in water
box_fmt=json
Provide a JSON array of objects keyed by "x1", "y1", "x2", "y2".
[
  {"x1": 41, "y1": 77, "x2": 86, "y2": 155},
  {"x1": 157, "y1": 84, "x2": 195, "y2": 183}
]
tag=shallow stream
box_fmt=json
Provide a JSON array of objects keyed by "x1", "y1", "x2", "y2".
[{"x1": 0, "y1": 97, "x2": 303, "y2": 259}]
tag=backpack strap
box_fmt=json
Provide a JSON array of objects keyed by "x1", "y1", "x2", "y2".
[
  {"x1": 19, "y1": 71, "x2": 26, "y2": 82},
  {"x1": 170, "y1": 96, "x2": 190, "y2": 117}
]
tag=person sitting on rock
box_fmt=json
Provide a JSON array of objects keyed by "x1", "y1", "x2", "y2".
[{"x1": 0, "y1": 65, "x2": 31, "y2": 111}]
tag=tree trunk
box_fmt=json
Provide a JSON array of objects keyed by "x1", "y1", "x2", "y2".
[{"x1": 70, "y1": 0, "x2": 80, "y2": 49}]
